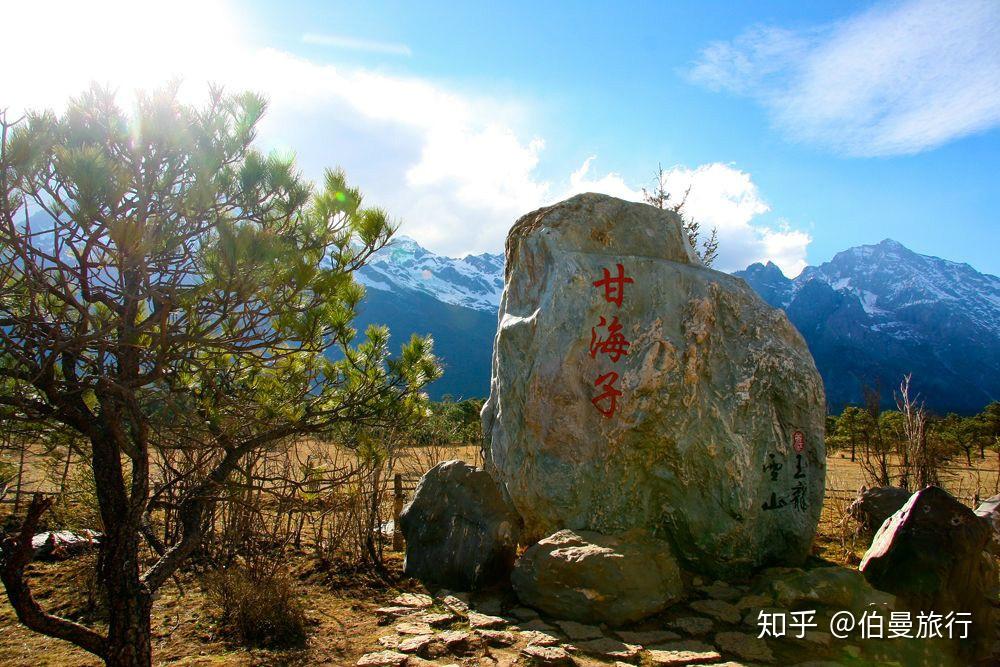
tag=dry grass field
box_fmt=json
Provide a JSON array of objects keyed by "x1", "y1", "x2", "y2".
[{"x1": 1, "y1": 444, "x2": 997, "y2": 666}]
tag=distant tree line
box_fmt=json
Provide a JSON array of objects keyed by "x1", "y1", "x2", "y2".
[{"x1": 826, "y1": 376, "x2": 1000, "y2": 497}]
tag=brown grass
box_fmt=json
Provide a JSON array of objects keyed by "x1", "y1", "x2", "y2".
[{"x1": 1, "y1": 445, "x2": 997, "y2": 665}]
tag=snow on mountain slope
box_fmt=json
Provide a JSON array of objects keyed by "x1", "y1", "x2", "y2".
[
  {"x1": 353, "y1": 235, "x2": 998, "y2": 409},
  {"x1": 361, "y1": 236, "x2": 1000, "y2": 350},
  {"x1": 735, "y1": 239, "x2": 1000, "y2": 413},
  {"x1": 355, "y1": 236, "x2": 504, "y2": 311},
  {"x1": 797, "y1": 239, "x2": 1000, "y2": 338}
]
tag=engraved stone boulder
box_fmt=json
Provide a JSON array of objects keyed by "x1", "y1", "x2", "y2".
[
  {"x1": 482, "y1": 193, "x2": 826, "y2": 578},
  {"x1": 399, "y1": 460, "x2": 521, "y2": 591}
]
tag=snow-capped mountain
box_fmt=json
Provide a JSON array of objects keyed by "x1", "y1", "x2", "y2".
[
  {"x1": 360, "y1": 236, "x2": 999, "y2": 411},
  {"x1": 744, "y1": 240, "x2": 1000, "y2": 338},
  {"x1": 356, "y1": 237, "x2": 504, "y2": 312},
  {"x1": 351, "y1": 237, "x2": 502, "y2": 400},
  {"x1": 735, "y1": 239, "x2": 1000, "y2": 413}
]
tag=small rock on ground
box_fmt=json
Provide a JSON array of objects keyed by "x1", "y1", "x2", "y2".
[
  {"x1": 470, "y1": 593, "x2": 504, "y2": 615},
  {"x1": 476, "y1": 629, "x2": 516, "y2": 647},
  {"x1": 521, "y1": 644, "x2": 575, "y2": 666},
  {"x1": 468, "y1": 611, "x2": 508, "y2": 629},
  {"x1": 714, "y1": 631, "x2": 774, "y2": 662},
  {"x1": 697, "y1": 581, "x2": 744, "y2": 601},
  {"x1": 689, "y1": 600, "x2": 742, "y2": 624},
  {"x1": 667, "y1": 616, "x2": 714, "y2": 637},
  {"x1": 520, "y1": 630, "x2": 562, "y2": 647},
  {"x1": 356, "y1": 651, "x2": 408, "y2": 667},
  {"x1": 646, "y1": 645, "x2": 724, "y2": 666},
  {"x1": 570, "y1": 638, "x2": 641, "y2": 661},
  {"x1": 510, "y1": 606, "x2": 540, "y2": 621},
  {"x1": 375, "y1": 606, "x2": 417, "y2": 623},
  {"x1": 397, "y1": 634, "x2": 435, "y2": 654},
  {"x1": 395, "y1": 621, "x2": 434, "y2": 635},
  {"x1": 437, "y1": 595, "x2": 470, "y2": 615},
  {"x1": 518, "y1": 619, "x2": 561, "y2": 634},
  {"x1": 734, "y1": 594, "x2": 772, "y2": 610},
  {"x1": 555, "y1": 620, "x2": 604, "y2": 640},
  {"x1": 615, "y1": 629, "x2": 681, "y2": 645},
  {"x1": 437, "y1": 629, "x2": 476, "y2": 653},
  {"x1": 392, "y1": 593, "x2": 434, "y2": 608},
  {"x1": 415, "y1": 612, "x2": 455, "y2": 627}
]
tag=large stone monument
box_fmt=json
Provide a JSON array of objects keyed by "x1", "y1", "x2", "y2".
[{"x1": 482, "y1": 193, "x2": 826, "y2": 579}]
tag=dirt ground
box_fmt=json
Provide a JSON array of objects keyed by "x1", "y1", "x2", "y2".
[
  {"x1": 1, "y1": 451, "x2": 997, "y2": 666},
  {"x1": 0, "y1": 551, "x2": 422, "y2": 667}
]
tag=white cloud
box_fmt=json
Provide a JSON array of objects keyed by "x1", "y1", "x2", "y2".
[
  {"x1": 302, "y1": 33, "x2": 412, "y2": 57},
  {"x1": 2, "y1": 0, "x2": 811, "y2": 274},
  {"x1": 566, "y1": 157, "x2": 644, "y2": 201},
  {"x1": 560, "y1": 158, "x2": 809, "y2": 275},
  {"x1": 651, "y1": 164, "x2": 809, "y2": 276},
  {"x1": 687, "y1": 0, "x2": 1000, "y2": 156}
]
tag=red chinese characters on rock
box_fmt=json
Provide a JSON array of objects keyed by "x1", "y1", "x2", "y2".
[
  {"x1": 590, "y1": 315, "x2": 630, "y2": 362},
  {"x1": 589, "y1": 263, "x2": 633, "y2": 419},
  {"x1": 592, "y1": 372, "x2": 622, "y2": 418},
  {"x1": 592, "y1": 263, "x2": 634, "y2": 308}
]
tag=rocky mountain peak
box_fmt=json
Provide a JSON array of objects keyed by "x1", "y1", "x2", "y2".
[{"x1": 357, "y1": 234, "x2": 998, "y2": 410}]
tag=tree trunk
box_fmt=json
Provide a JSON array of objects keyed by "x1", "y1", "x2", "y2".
[
  {"x1": 59, "y1": 444, "x2": 73, "y2": 498},
  {"x1": 90, "y1": 425, "x2": 153, "y2": 667},
  {"x1": 13, "y1": 433, "x2": 26, "y2": 515},
  {"x1": 102, "y1": 544, "x2": 152, "y2": 667}
]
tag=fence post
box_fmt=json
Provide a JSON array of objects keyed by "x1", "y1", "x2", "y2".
[{"x1": 392, "y1": 473, "x2": 405, "y2": 552}]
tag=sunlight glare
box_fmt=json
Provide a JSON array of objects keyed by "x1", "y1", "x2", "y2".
[{"x1": 3, "y1": 0, "x2": 246, "y2": 112}]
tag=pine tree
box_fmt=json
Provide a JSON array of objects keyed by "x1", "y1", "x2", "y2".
[
  {"x1": 641, "y1": 163, "x2": 720, "y2": 267},
  {"x1": 0, "y1": 85, "x2": 439, "y2": 667}
]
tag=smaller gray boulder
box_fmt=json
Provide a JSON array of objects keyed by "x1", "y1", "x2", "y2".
[
  {"x1": 399, "y1": 460, "x2": 521, "y2": 591},
  {"x1": 847, "y1": 486, "x2": 911, "y2": 533},
  {"x1": 511, "y1": 528, "x2": 683, "y2": 626}
]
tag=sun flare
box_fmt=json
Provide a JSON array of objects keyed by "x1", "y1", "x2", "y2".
[{"x1": 4, "y1": 0, "x2": 245, "y2": 111}]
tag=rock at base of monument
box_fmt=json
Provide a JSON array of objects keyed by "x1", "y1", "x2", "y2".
[
  {"x1": 974, "y1": 493, "x2": 1000, "y2": 556},
  {"x1": 511, "y1": 528, "x2": 683, "y2": 626},
  {"x1": 755, "y1": 565, "x2": 895, "y2": 612},
  {"x1": 860, "y1": 485, "x2": 998, "y2": 659},
  {"x1": 399, "y1": 459, "x2": 521, "y2": 591},
  {"x1": 847, "y1": 486, "x2": 911, "y2": 534}
]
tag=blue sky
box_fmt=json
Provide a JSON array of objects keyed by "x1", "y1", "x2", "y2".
[{"x1": 4, "y1": 0, "x2": 999, "y2": 276}]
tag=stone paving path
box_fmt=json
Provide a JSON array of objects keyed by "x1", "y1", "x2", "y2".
[{"x1": 354, "y1": 577, "x2": 901, "y2": 666}]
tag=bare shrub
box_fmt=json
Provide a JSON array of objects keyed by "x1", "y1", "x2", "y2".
[
  {"x1": 205, "y1": 559, "x2": 307, "y2": 649},
  {"x1": 825, "y1": 472, "x2": 866, "y2": 565},
  {"x1": 896, "y1": 374, "x2": 940, "y2": 490},
  {"x1": 46, "y1": 462, "x2": 102, "y2": 532}
]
